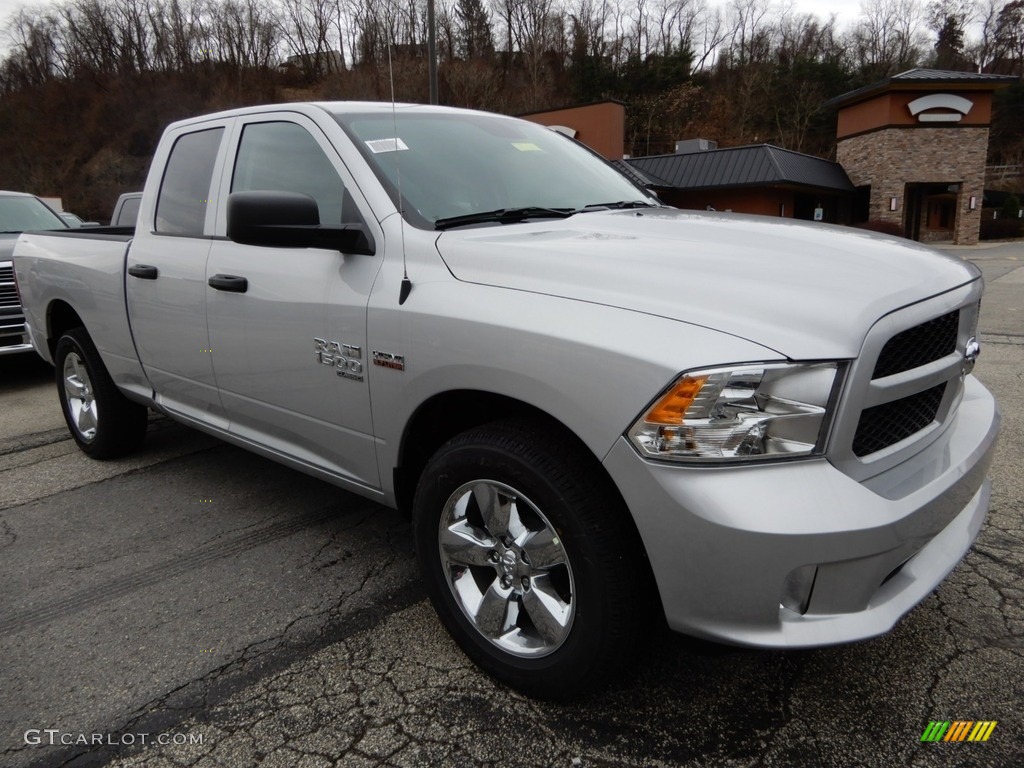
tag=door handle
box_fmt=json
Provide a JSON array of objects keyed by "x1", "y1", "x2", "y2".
[
  {"x1": 208, "y1": 274, "x2": 248, "y2": 293},
  {"x1": 128, "y1": 264, "x2": 158, "y2": 280}
]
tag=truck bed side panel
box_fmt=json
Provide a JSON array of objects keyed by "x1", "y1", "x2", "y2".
[{"x1": 14, "y1": 232, "x2": 150, "y2": 399}]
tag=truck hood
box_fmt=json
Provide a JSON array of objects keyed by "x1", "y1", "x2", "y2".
[
  {"x1": 434, "y1": 209, "x2": 980, "y2": 359},
  {"x1": 0, "y1": 234, "x2": 16, "y2": 261}
]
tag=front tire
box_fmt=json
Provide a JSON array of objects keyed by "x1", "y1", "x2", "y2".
[
  {"x1": 55, "y1": 327, "x2": 148, "y2": 458},
  {"x1": 413, "y1": 419, "x2": 650, "y2": 699}
]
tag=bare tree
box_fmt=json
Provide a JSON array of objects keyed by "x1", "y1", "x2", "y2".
[
  {"x1": 850, "y1": 0, "x2": 928, "y2": 77},
  {"x1": 691, "y1": 1, "x2": 731, "y2": 72},
  {"x1": 2, "y1": 9, "x2": 63, "y2": 86},
  {"x1": 727, "y1": 0, "x2": 774, "y2": 66},
  {"x1": 970, "y1": 0, "x2": 1004, "y2": 71},
  {"x1": 146, "y1": 0, "x2": 206, "y2": 73},
  {"x1": 993, "y1": 0, "x2": 1024, "y2": 74},
  {"x1": 208, "y1": 0, "x2": 281, "y2": 70},
  {"x1": 281, "y1": 0, "x2": 344, "y2": 80}
]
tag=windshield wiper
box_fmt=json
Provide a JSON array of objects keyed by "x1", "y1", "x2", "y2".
[
  {"x1": 434, "y1": 207, "x2": 576, "y2": 231},
  {"x1": 579, "y1": 200, "x2": 661, "y2": 211}
]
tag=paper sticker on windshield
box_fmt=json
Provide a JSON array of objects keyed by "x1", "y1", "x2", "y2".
[
  {"x1": 366, "y1": 138, "x2": 409, "y2": 154},
  {"x1": 512, "y1": 142, "x2": 542, "y2": 152}
]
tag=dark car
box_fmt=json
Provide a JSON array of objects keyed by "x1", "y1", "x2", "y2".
[{"x1": 1, "y1": 190, "x2": 69, "y2": 356}]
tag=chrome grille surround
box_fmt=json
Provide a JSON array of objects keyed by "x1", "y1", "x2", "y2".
[
  {"x1": 828, "y1": 280, "x2": 982, "y2": 483},
  {"x1": 0, "y1": 264, "x2": 21, "y2": 309}
]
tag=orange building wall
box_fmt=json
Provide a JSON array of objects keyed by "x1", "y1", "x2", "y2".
[
  {"x1": 837, "y1": 91, "x2": 994, "y2": 138},
  {"x1": 519, "y1": 102, "x2": 626, "y2": 160},
  {"x1": 661, "y1": 188, "x2": 796, "y2": 217}
]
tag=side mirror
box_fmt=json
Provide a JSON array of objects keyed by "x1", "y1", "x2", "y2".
[{"x1": 227, "y1": 191, "x2": 374, "y2": 255}]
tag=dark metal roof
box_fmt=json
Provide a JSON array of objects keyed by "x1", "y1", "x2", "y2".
[
  {"x1": 825, "y1": 68, "x2": 1017, "y2": 108},
  {"x1": 892, "y1": 68, "x2": 1017, "y2": 82},
  {"x1": 610, "y1": 159, "x2": 668, "y2": 188},
  {"x1": 625, "y1": 145, "x2": 855, "y2": 194}
]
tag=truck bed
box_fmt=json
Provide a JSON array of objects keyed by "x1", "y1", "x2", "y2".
[{"x1": 14, "y1": 229, "x2": 144, "y2": 394}]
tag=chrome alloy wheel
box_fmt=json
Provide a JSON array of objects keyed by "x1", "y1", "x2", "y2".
[
  {"x1": 63, "y1": 351, "x2": 98, "y2": 441},
  {"x1": 438, "y1": 480, "x2": 575, "y2": 657}
]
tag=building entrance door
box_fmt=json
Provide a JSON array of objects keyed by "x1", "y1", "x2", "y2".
[{"x1": 904, "y1": 183, "x2": 959, "y2": 242}]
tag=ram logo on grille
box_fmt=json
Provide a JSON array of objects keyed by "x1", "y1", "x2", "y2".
[{"x1": 963, "y1": 336, "x2": 981, "y2": 375}]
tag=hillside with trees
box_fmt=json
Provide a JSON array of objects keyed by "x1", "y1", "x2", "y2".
[{"x1": 2, "y1": 0, "x2": 1024, "y2": 218}]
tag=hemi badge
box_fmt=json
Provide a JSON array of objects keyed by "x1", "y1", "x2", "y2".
[{"x1": 373, "y1": 350, "x2": 405, "y2": 371}]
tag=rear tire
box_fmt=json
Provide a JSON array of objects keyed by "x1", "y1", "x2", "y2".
[
  {"x1": 412, "y1": 419, "x2": 650, "y2": 699},
  {"x1": 55, "y1": 327, "x2": 148, "y2": 459}
]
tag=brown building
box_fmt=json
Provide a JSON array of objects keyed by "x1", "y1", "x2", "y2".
[
  {"x1": 519, "y1": 101, "x2": 627, "y2": 160},
  {"x1": 828, "y1": 68, "x2": 1016, "y2": 245},
  {"x1": 521, "y1": 75, "x2": 1017, "y2": 243},
  {"x1": 622, "y1": 144, "x2": 855, "y2": 222}
]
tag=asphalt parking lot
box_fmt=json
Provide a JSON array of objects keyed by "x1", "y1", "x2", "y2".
[{"x1": 1, "y1": 244, "x2": 1021, "y2": 768}]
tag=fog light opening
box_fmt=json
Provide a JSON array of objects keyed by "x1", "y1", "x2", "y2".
[
  {"x1": 781, "y1": 564, "x2": 818, "y2": 615},
  {"x1": 880, "y1": 553, "x2": 915, "y2": 588}
]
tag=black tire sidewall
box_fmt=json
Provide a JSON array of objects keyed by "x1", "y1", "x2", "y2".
[
  {"x1": 413, "y1": 426, "x2": 623, "y2": 697},
  {"x1": 54, "y1": 328, "x2": 145, "y2": 458}
]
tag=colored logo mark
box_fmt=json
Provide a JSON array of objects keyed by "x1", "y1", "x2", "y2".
[{"x1": 921, "y1": 721, "x2": 997, "y2": 742}]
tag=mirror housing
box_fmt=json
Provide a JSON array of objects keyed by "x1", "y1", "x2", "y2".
[{"x1": 227, "y1": 191, "x2": 374, "y2": 255}]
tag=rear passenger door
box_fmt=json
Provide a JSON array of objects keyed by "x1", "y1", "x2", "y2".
[
  {"x1": 126, "y1": 121, "x2": 231, "y2": 426},
  {"x1": 205, "y1": 114, "x2": 384, "y2": 490}
]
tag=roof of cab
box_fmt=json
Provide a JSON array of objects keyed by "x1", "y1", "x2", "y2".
[{"x1": 165, "y1": 101, "x2": 510, "y2": 130}]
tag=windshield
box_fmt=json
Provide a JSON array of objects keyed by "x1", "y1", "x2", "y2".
[
  {"x1": 0, "y1": 195, "x2": 68, "y2": 233},
  {"x1": 335, "y1": 110, "x2": 656, "y2": 229}
]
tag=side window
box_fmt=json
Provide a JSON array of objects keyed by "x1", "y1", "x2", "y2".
[
  {"x1": 232, "y1": 122, "x2": 348, "y2": 224},
  {"x1": 116, "y1": 196, "x2": 141, "y2": 227},
  {"x1": 156, "y1": 128, "x2": 224, "y2": 235}
]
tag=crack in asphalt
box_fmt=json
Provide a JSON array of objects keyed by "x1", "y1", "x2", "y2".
[
  {"x1": 0, "y1": 516, "x2": 15, "y2": 548},
  {"x1": 15, "y1": 576, "x2": 426, "y2": 768},
  {"x1": 0, "y1": 446, "x2": 223, "y2": 515}
]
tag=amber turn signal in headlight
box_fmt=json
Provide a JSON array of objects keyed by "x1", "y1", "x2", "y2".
[
  {"x1": 628, "y1": 363, "x2": 843, "y2": 462},
  {"x1": 645, "y1": 376, "x2": 708, "y2": 424}
]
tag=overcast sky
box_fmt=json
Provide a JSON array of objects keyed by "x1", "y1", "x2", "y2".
[
  {"x1": 791, "y1": 0, "x2": 865, "y2": 25},
  {"x1": 0, "y1": 0, "x2": 870, "y2": 51}
]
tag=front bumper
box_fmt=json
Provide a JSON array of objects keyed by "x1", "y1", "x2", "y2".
[
  {"x1": 604, "y1": 375, "x2": 1000, "y2": 648},
  {"x1": 0, "y1": 320, "x2": 33, "y2": 356}
]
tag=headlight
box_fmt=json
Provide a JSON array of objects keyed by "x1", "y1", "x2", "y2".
[{"x1": 628, "y1": 362, "x2": 843, "y2": 462}]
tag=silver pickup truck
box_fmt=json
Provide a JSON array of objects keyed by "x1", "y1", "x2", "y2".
[{"x1": 13, "y1": 102, "x2": 1000, "y2": 698}]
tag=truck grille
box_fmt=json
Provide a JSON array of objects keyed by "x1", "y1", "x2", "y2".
[
  {"x1": 852, "y1": 383, "x2": 946, "y2": 457},
  {"x1": 830, "y1": 285, "x2": 980, "y2": 481},
  {"x1": 872, "y1": 310, "x2": 958, "y2": 378},
  {"x1": 0, "y1": 265, "x2": 20, "y2": 309},
  {"x1": 850, "y1": 308, "x2": 962, "y2": 459}
]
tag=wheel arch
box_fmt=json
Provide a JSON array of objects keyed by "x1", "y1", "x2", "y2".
[
  {"x1": 395, "y1": 390, "x2": 566, "y2": 513},
  {"x1": 394, "y1": 390, "x2": 658, "y2": 609},
  {"x1": 46, "y1": 300, "x2": 86, "y2": 357}
]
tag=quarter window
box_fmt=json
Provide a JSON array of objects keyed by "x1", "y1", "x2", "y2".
[{"x1": 155, "y1": 128, "x2": 224, "y2": 235}]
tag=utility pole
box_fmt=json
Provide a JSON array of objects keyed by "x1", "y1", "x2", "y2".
[{"x1": 427, "y1": 0, "x2": 438, "y2": 104}]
